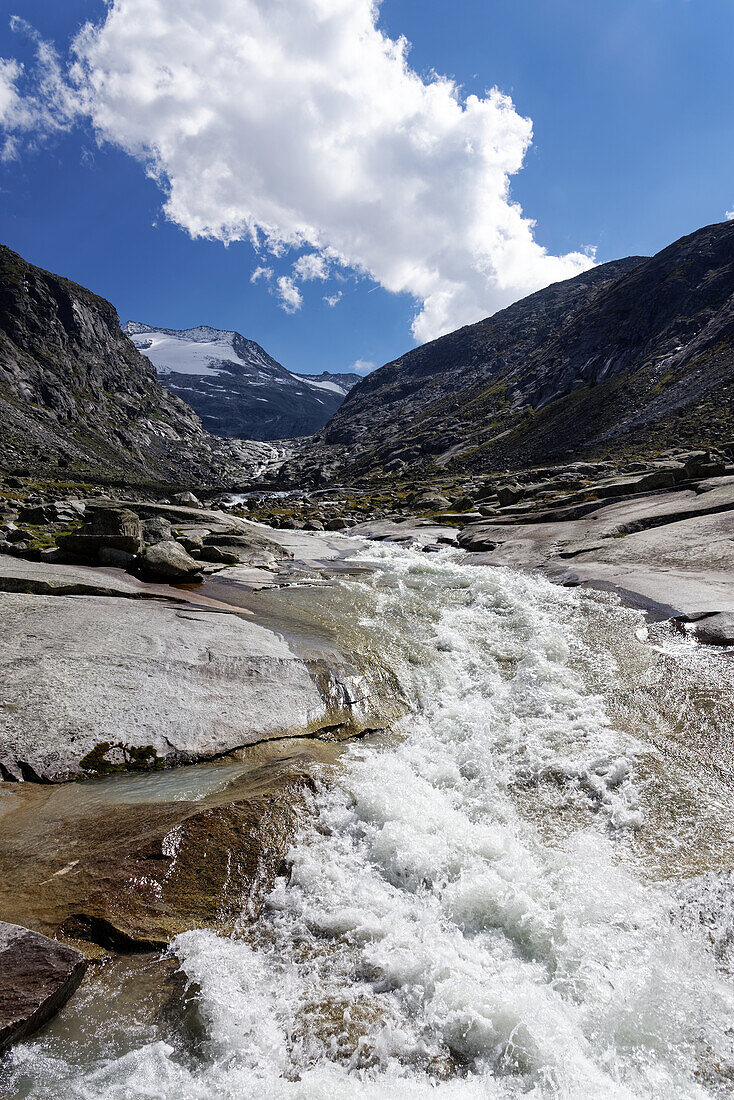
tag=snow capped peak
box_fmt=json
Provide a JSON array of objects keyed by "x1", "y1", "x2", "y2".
[
  {"x1": 123, "y1": 321, "x2": 279, "y2": 378},
  {"x1": 122, "y1": 320, "x2": 361, "y2": 440}
]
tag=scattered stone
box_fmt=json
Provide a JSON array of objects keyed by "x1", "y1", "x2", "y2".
[{"x1": 0, "y1": 921, "x2": 87, "y2": 1052}]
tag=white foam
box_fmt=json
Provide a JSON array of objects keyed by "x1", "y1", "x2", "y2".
[{"x1": 6, "y1": 545, "x2": 734, "y2": 1098}]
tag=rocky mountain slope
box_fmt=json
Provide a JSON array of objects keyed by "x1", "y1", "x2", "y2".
[
  {"x1": 0, "y1": 246, "x2": 279, "y2": 486},
  {"x1": 287, "y1": 220, "x2": 734, "y2": 484},
  {"x1": 124, "y1": 322, "x2": 359, "y2": 440}
]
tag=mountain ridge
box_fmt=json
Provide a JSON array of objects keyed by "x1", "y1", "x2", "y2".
[
  {"x1": 285, "y1": 220, "x2": 734, "y2": 483},
  {"x1": 124, "y1": 321, "x2": 360, "y2": 441},
  {"x1": 0, "y1": 245, "x2": 275, "y2": 486}
]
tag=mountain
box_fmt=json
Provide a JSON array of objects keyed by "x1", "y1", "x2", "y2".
[
  {"x1": 123, "y1": 323, "x2": 360, "y2": 441},
  {"x1": 287, "y1": 220, "x2": 734, "y2": 484},
  {"x1": 0, "y1": 245, "x2": 276, "y2": 486}
]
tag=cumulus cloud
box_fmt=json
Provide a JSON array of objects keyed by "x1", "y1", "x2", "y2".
[
  {"x1": 250, "y1": 264, "x2": 273, "y2": 283},
  {"x1": 726, "y1": 209, "x2": 734, "y2": 222},
  {"x1": 5, "y1": 0, "x2": 594, "y2": 340},
  {"x1": 323, "y1": 291, "x2": 342, "y2": 307},
  {"x1": 293, "y1": 252, "x2": 329, "y2": 280},
  {"x1": 351, "y1": 358, "x2": 375, "y2": 374},
  {"x1": 273, "y1": 274, "x2": 302, "y2": 313}
]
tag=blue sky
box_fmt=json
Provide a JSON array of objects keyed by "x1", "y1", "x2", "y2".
[{"x1": 0, "y1": 0, "x2": 732, "y2": 376}]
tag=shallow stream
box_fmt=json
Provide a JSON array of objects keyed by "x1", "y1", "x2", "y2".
[{"x1": 4, "y1": 543, "x2": 734, "y2": 1098}]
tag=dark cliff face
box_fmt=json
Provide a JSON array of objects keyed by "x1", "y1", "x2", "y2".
[
  {"x1": 290, "y1": 220, "x2": 734, "y2": 482},
  {"x1": 0, "y1": 246, "x2": 242, "y2": 484}
]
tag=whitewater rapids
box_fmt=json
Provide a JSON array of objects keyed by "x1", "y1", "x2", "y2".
[{"x1": 5, "y1": 543, "x2": 734, "y2": 1098}]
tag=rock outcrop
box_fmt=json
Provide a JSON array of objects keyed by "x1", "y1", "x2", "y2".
[{"x1": 0, "y1": 575, "x2": 386, "y2": 782}]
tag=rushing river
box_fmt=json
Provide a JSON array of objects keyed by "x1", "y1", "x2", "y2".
[{"x1": 4, "y1": 543, "x2": 734, "y2": 1098}]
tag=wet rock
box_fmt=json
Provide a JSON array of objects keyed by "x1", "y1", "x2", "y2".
[
  {"x1": 0, "y1": 591, "x2": 347, "y2": 782},
  {"x1": 681, "y1": 612, "x2": 734, "y2": 647},
  {"x1": 58, "y1": 508, "x2": 143, "y2": 559},
  {"x1": 0, "y1": 921, "x2": 87, "y2": 1051},
  {"x1": 140, "y1": 540, "x2": 202, "y2": 580},
  {"x1": 61, "y1": 774, "x2": 315, "y2": 947}
]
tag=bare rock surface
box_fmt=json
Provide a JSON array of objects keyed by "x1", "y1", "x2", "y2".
[
  {"x1": 0, "y1": 556, "x2": 150, "y2": 598},
  {"x1": 0, "y1": 921, "x2": 87, "y2": 1051},
  {"x1": 0, "y1": 740, "x2": 368, "y2": 950},
  {"x1": 456, "y1": 484, "x2": 734, "y2": 621},
  {"x1": 0, "y1": 593, "x2": 352, "y2": 782}
]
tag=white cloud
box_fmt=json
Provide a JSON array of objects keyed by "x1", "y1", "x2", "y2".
[
  {"x1": 323, "y1": 291, "x2": 342, "y2": 307},
  {"x1": 0, "y1": 19, "x2": 80, "y2": 159},
  {"x1": 273, "y1": 274, "x2": 302, "y2": 313},
  {"x1": 250, "y1": 264, "x2": 273, "y2": 283},
  {"x1": 726, "y1": 209, "x2": 734, "y2": 222},
  {"x1": 351, "y1": 358, "x2": 375, "y2": 374},
  {"x1": 5, "y1": 0, "x2": 594, "y2": 341},
  {"x1": 293, "y1": 252, "x2": 329, "y2": 280}
]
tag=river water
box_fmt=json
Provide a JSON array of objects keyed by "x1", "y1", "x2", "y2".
[{"x1": 4, "y1": 543, "x2": 734, "y2": 1098}]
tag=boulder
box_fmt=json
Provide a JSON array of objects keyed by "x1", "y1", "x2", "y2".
[
  {"x1": 205, "y1": 531, "x2": 291, "y2": 559},
  {"x1": 496, "y1": 484, "x2": 523, "y2": 507},
  {"x1": 178, "y1": 535, "x2": 204, "y2": 553},
  {"x1": 457, "y1": 526, "x2": 498, "y2": 552},
  {"x1": 98, "y1": 547, "x2": 137, "y2": 569},
  {"x1": 682, "y1": 612, "x2": 734, "y2": 647},
  {"x1": 0, "y1": 922, "x2": 87, "y2": 1052},
  {"x1": 57, "y1": 508, "x2": 143, "y2": 559},
  {"x1": 197, "y1": 545, "x2": 241, "y2": 565},
  {"x1": 17, "y1": 505, "x2": 54, "y2": 525},
  {"x1": 141, "y1": 515, "x2": 173, "y2": 544},
  {"x1": 171, "y1": 491, "x2": 201, "y2": 508},
  {"x1": 140, "y1": 540, "x2": 202, "y2": 580},
  {"x1": 414, "y1": 493, "x2": 452, "y2": 512}
]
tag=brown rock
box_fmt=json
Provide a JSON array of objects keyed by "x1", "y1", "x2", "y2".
[{"x1": 0, "y1": 922, "x2": 87, "y2": 1052}]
